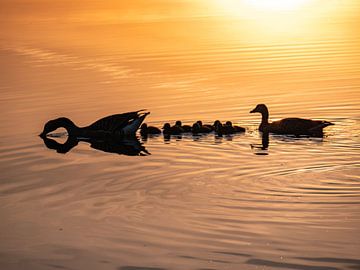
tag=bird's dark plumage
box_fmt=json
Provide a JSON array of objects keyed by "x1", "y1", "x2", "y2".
[
  {"x1": 40, "y1": 110, "x2": 149, "y2": 138},
  {"x1": 162, "y1": 123, "x2": 184, "y2": 135},
  {"x1": 175, "y1": 121, "x2": 192, "y2": 132},
  {"x1": 140, "y1": 123, "x2": 161, "y2": 136},
  {"x1": 192, "y1": 123, "x2": 212, "y2": 134},
  {"x1": 250, "y1": 104, "x2": 334, "y2": 137}
]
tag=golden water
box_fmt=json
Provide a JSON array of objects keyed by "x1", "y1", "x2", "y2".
[{"x1": 0, "y1": 1, "x2": 360, "y2": 269}]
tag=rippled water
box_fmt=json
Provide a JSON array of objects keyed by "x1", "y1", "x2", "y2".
[{"x1": 1, "y1": 1, "x2": 360, "y2": 269}]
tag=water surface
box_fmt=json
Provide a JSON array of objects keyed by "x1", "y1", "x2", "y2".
[{"x1": 1, "y1": 1, "x2": 360, "y2": 269}]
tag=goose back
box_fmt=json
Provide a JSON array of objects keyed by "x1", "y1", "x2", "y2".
[
  {"x1": 86, "y1": 110, "x2": 145, "y2": 132},
  {"x1": 269, "y1": 118, "x2": 333, "y2": 135}
]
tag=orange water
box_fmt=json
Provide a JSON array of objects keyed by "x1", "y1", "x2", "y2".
[{"x1": 0, "y1": 1, "x2": 360, "y2": 269}]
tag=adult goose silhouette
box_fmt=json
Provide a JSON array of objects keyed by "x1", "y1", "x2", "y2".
[
  {"x1": 250, "y1": 104, "x2": 334, "y2": 137},
  {"x1": 40, "y1": 110, "x2": 149, "y2": 138}
]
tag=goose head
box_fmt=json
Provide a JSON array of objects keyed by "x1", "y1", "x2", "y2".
[
  {"x1": 162, "y1": 123, "x2": 171, "y2": 130},
  {"x1": 192, "y1": 122, "x2": 200, "y2": 132},
  {"x1": 213, "y1": 120, "x2": 222, "y2": 132},
  {"x1": 213, "y1": 120, "x2": 221, "y2": 127},
  {"x1": 250, "y1": 104, "x2": 268, "y2": 115},
  {"x1": 39, "y1": 117, "x2": 76, "y2": 138},
  {"x1": 140, "y1": 123, "x2": 148, "y2": 130},
  {"x1": 175, "y1": 120, "x2": 182, "y2": 126}
]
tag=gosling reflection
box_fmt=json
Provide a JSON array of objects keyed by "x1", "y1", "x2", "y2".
[
  {"x1": 163, "y1": 133, "x2": 182, "y2": 142},
  {"x1": 41, "y1": 135, "x2": 150, "y2": 156},
  {"x1": 154, "y1": 132, "x2": 239, "y2": 143}
]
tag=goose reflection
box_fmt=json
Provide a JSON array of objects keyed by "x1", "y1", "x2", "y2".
[
  {"x1": 250, "y1": 132, "x2": 270, "y2": 155},
  {"x1": 250, "y1": 131, "x2": 326, "y2": 155},
  {"x1": 41, "y1": 135, "x2": 150, "y2": 156}
]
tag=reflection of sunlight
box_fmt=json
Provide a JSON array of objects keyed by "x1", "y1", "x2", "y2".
[
  {"x1": 216, "y1": 0, "x2": 310, "y2": 12},
  {"x1": 243, "y1": 0, "x2": 310, "y2": 11},
  {"x1": 210, "y1": 0, "x2": 344, "y2": 41}
]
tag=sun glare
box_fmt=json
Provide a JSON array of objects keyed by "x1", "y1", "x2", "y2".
[
  {"x1": 211, "y1": 0, "x2": 324, "y2": 41},
  {"x1": 217, "y1": 0, "x2": 310, "y2": 13},
  {"x1": 244, "y1": 0, "x2": 310, "y2": 11}
]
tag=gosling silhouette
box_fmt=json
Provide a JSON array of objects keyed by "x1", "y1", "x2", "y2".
[
  {"x1": 214, "y1": 120, "x2": 245, "y2": 135},
  {"x1": 40, "y1": 110, "x2": 149, "y2": 138},
  {"x1": 250, "y1": 104, "x2": 334, "y2": 137},
  {"x1": 226, "y1": 121, "x2": 246, "y2": 133},
  {"x1": 175, "y1": 121, "x2": 192, "y2": 132},
  {"x1": 196, "y1": 120, "x2": 214, "y2": 131},
  {"x1": 162, "y1": 123, "x2": 184, "y2": 135},
  {"x1": 192, "y1": 122, "x2": 212, "y2": 134},
  {"x1": 140, "y1": 123, "x2": 161, "y2": 137}
]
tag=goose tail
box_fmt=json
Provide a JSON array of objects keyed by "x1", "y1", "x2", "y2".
[
  {"x1": 122, "y1": 111, "x2": 150, "y2": 136},
  {"x1": 309, "y1": 121, "x2": 334, "y2": 133},
  {"x1": 324, "y1": 121, "x2": 335, "y2": 126}
]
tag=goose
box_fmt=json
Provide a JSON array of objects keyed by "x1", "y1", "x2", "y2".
[
  {"x1": 192, "y1": 122, "x2": 212, "y2": 134},
  {"x1": 225, "y1": 121, "x2": 246, "y2": 133},
  {"x1": 39, "y1": 110, "x2": 149, "y2": 138},
  {"x1": 196, "y1": 120, "x2": 214, "y2": 131},
  {"x1": 213, "y1": 120, "x2": 245, "y2": 135},
  {"x1": 213, "y1": 120, "x2": 234, "y2": 135},
  {"x1": 175, "y1": 120, "x2": 192, "y2": 132},
  {"x1": 140, "y1": 123, "x2": 161, "y2": 136},
  {"x1": 162, "y1": 123, "x2": 184, "y2": 135},
  {"x1": 250, "y1": 104, "x2": 334, "y2": 137},
  {"x1": 213, "y1": 121, "x2": 226, "y2": 135}
]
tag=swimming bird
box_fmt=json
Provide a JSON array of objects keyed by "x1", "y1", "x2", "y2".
[
  {"x1": 162, "y1": 123, "x2": 184, "y2": 135},
  {"x1": 192, "y1": 122, "x2": 212, "y2": 134},
  {"x1": 213, "y1": 120, "x2": 245, "y2": 135},
  {"x1": 213, "y1": 121, "x2": 233, "y2": 135},
  {"x1": 175, "y1": 121, "x2": 192, "y2": 132},
  {"x1": 250, "y1": 104, "x2": 334, "y2": 137},
  {"x1": 225, "y1": 121, "x2": 246, "y2": 133},
  {"x1": 40, "y1": 110, "x2": 149, "y2": 138},
  {"x1": 196, "y1": 120, "x2": 214, "y2": 131},
  {"x1": 213, "y1": 120, "x2": 222, "y2": 128},
  {"x1": 140, "y1": 123, "x2": 161, "y2": 136},
  {"x1": 213, "y1": 121, "x2": 225, "y2": 136}
]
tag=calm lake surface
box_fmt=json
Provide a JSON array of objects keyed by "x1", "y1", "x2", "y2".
[{"x1": 1, "y1": 1, "x2": 360, "y2": 269}]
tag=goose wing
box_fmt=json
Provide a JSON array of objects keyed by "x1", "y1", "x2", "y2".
[
  {"x1": 273, "y1": 118, "x2": 333, "y2": 134},
  {"x1": 86, "y1": 110, "x2": 145, "y2": 132}
]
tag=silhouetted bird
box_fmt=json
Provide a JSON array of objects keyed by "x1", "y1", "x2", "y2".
[
  {"x1": 140, "y1": 123, "x2": 161, "y2": 136},
  {"x1": 225, "y1": 121, "x2": 246, "y2": 133},
  {"x1": 214, "y1": 121, "x2": 223, "y2": 136},
  {"x1": 214, "y1": 120, "x2": 234, "y2": 135},
  {"x1": 39, "y1": 110, "x2": 149, "y2": 138},
  {"x1": 192, "y1": 122, "x2": 212, "y2": 134},
  {"x1": 162, "y1": 123, "x2": 183, "y2": 135},
  {"x1": 175, "y1": 120, "x2": 192, "y2": 132},
  {"x1": 250, "y1": 104, "x2": 334, "y2": 137},
  {"x1": 196, "y1": 120, "x2": 214, "y2": 131}
]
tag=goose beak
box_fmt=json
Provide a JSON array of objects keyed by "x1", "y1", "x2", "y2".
[
  {"x1": 250, "y1": 109, "x2": 256, "y2": 113},
  {"x1": 39, "y1": 132, "x2": 46, "y2": 138}
]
